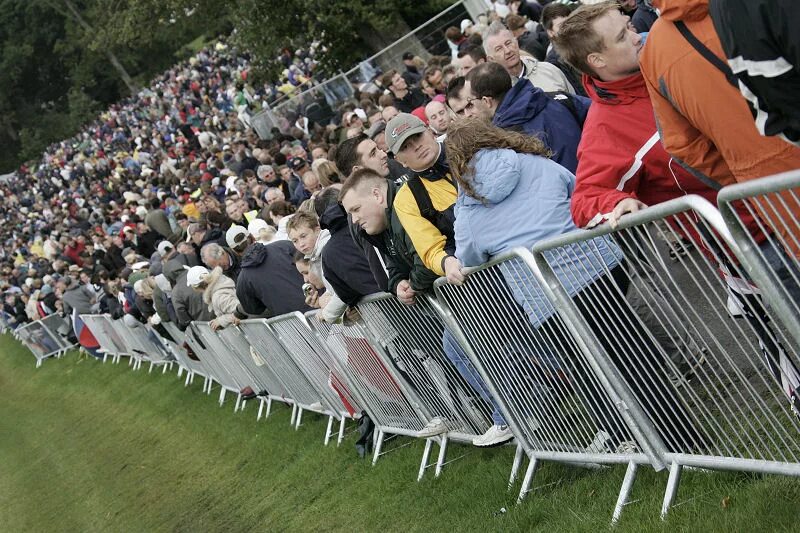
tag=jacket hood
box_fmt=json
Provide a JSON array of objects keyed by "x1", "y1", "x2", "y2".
[
  {"x1": 318, "y1": 203, "x2": 348, "y2": 233},
  {"x1": 240, "y1": 242, "x2": 269, "y2": 268},
  {"x1": 493, "y1": 81, "x2": 548, "y2": 128},
  {"x1": 163, "y1": 253, "x2": 198, "y2": 284},
  {"x1": 202, "y1": 266, "x2": 234, "y2": 306},
  {"x1": 583, "y1": 72, "x2": 649, "y2": 105},
  {"x1": 463, "y1": 149, "x2": 520, "y2": 205},
  {"x1": 653, "y1": 0, "x2": 708, "y2": 21}
]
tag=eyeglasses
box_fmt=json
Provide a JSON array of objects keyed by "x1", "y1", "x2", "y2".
[{"x1": 455, "y1": 97, "x2": 481, "y2": 116}]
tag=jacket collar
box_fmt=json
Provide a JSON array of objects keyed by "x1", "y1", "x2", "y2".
[{"x1": 582, "y1": 72, "x2": 650, "y2": 105}]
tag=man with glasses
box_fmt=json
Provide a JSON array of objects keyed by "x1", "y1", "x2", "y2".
[{"x1": 448, "y1": 62, "x2": 588, "y2": 173}]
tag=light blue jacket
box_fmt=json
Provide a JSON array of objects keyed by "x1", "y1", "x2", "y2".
[{"x1": 454, "y1": 148, "x2": 623, "y2": 328}]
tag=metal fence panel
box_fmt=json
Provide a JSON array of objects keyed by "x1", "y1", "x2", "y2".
[
  {"x1": 530, "y1": 195, "x2": 800, "y2": 517},
  {"x1": 433, "y1": 249, "x2": 658, "y2": 514},
  {"x1": 191, "y1": 322, "x2": 259, "y2": 399},
  {"x1": 15, "y1": 320, "x2": 65, "y2": 366},
  {"x1": 306, "y1": 313, "x2": 428, "y2": 435},
  {"x1": 81, "y1": 314, "x2": 124, "y2": 359},
  {"x1": 185, "y1": 322, "x2": 240, "y2": 394},
  {"x1": 268, "y1": 312, "x2": 362, "y2": 418},
  {"x1": 268, "y1": 1, "x2": 470, "y2": 131},
  {"x1": 356, "y1": 293, "x2": 494, "y2": 444},
  {"x1": 238, "y1": 319, "x2": 336, "y2": 414},
  {"x1": 39, "y1": 314, "x2": 75, "y2": 352}
]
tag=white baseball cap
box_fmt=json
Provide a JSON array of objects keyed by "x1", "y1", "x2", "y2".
[
  {"x1": 186, "y1": 265, "x2": 210, "y2": 288},
  {"x1": 156, "y1": 241, "x2": 174, "y2": 257},
  {"x1": 248, "y1": 218, "x2": 270, "y2": 238},
  {"x1": 225, "y1": 224, "x2": 249, "y2": 249}
]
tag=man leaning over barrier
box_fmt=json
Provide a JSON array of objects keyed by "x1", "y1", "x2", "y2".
[{"x1": 339, "y1": 163, "x2": 512, "y2": 447}]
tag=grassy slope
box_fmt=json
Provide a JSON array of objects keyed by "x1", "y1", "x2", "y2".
[{"x1": 1, "y1": 335, "x2": 798, "y2": 532}]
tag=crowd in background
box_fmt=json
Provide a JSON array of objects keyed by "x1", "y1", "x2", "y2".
[{"x1": 3, "y1": 0, "x2": 799, "y2": 449}]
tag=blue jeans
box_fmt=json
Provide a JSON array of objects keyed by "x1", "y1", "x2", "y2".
[{"x1": 442, "y1": 329, "x2": 506, "y2": 426}]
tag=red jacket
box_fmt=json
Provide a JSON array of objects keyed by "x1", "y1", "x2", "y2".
[{"x1": 571, "y1": 72, "x2": 718, "y2": 228}]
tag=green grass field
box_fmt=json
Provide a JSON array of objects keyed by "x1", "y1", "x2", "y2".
[{"x1": 1, "y1": 334, "x2": 799, "y2": 532}]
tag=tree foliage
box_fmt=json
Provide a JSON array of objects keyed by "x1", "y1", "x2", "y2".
[{"x1": 0, "y1": 0, "x2": 452, "y2": 171}]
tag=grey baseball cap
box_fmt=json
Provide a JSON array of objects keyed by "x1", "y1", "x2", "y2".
[{"x1": 385, "y1": 113, "x2": 427, "y2": 155}]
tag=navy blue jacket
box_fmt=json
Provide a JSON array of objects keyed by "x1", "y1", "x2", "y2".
[
  {"x1": 236, "y1": 240, "x2": 312, "y2": 318},
  {"x1": 492, "y1": 81, "x2": 590, "y2": 173}
]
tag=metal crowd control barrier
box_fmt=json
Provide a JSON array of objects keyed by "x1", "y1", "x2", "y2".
[
  {"x1": 193, "y1": 322, "x2": 263, "y2": 412},
  {"x1": 15, "y1": 316, "x2": 72, "y2": 367},
  {"x1": 267, "y1": 312, "x2": 361, "y2": 445},
  {"x1": 81, "y1": 314, "x2": 126, "y2": 363},
  {"x1": 528, "y1": 195, "x2": 800, "y2": 520},
  {"x1": 39, "y1": 314, "x2": 75, "y2": 351},
  {"x1": 717, "y1": 170, "x2": 800, "y2": 349},
  {"x1": 356, "y1": 293, "x2": 494, "y2": 478},
  {"x1": 433, "y1": 249, "x2": 660, "y2": 520},
  {"x1": 185, "y1": 322, "x2": 241, "y2": 404},
  {"x1": 162, "y1": 321, "x2": 213, "y2": 388},
  {"x1": 306, "y1": 313, "x2": 432, "y2": 469},
  {"x1": 214, "y1": 325, "x2": 295, "y2": 422},
  {"x1": 238, "y1": 319, "x2": 341, "y2": 430}
]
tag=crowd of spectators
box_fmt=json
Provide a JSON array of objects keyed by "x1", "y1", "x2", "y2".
[{"x1": 3, "y1": 0, "x2": 799, "y2": 449}]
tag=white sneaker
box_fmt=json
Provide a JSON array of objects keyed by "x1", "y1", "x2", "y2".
[
  {"x1": 308, "y1": 402, "x2": 323, "y2": 411},
  {"x1": 585, "y1": 430, "x2": 612, "y2": 454},
  {"x1": 473, "y1": 424, "x2": 514, "y2": 447},
  {"x1": 417, "y1": 417, "x2": 448, "y2": 438}
]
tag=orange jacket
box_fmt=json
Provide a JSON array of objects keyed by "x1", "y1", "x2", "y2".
[{"x1": 640, "y1": 0, "x2": 800, "y2": 187}]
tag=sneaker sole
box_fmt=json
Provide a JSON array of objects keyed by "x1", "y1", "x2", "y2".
[{"x1": 473, "y1": 435, "x2": 515, "y2": 448}]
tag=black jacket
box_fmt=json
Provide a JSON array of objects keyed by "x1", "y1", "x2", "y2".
[
  {"x1": 710, "y1": 0, "x2": 800, "y2": 144},
  {"x1": 319, "y1": 203, "x2": 381, "y2": 307},
  {"x1": 518, "y1": 31, "x2": 547, "y2": 61},
  {"x1": 348, "y1": 181, "x2": 439, "y2": 295},
  {"x1": 393, "y1": 88, "x2": 429, "y2": 114},
  {"x1": 236, "y1": 240, "x2": 312, "y2": 317}
]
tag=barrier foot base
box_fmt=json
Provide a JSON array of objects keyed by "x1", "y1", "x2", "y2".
[
  {"x1": 324, "y1": 416, "x2": 334, "y2": 446},
  {"x1": 372, "y1": 430, "x2": 386, "y2": 466},
  {"x1": 337, "y1": 416, "x2": 347, "y2": 446},
  {"x1": 417, "y1": 439, "x2": 435, "y2": 481},
  {"x1": 265, "y1": 397, "x2": 273, "y2": 419},
  {"x1": 295, "y1": 408, "x2": 304, "y2": 430},
  {"x1": 517, "y1": 457, "x2": 538, "y2": 504},
  {"x1": 434, "y1": 435, "x2": 449, "y2": 478},
  {"x1": 612, "y1": 461, "x2": 638, "y2": 525},
  {"x1": 509, "y1": 443, "x2": 525, "y2": 490},
  {"x1": 661, "y1": 461, "x2": 683, "y2": 520},
  {"x1": 234, "y1": 393, "x2": 242, "y2": 412}
]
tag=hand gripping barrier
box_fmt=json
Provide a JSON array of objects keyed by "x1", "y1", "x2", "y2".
[
  {"x1": 15, "y1": 316, "x2": 72, "y2": 367},
  {"x1": 355, "y1": 293, "x2": 495, "y2": 478},
  {"x1": 238, "y1": 319, "x2": 342, "y2": 430},
  {"x1": 529, "y1": 195, "x2": 800, "y2": 520},
  {"x1": 305, "y1": 312, "x2": 433, "y2": 470},
  {"x1": 266, "y1": 312, "x2": 362, "y2": 445},
  {"x1": 433, "y1": 249, "x2": 661, "y2": 521}
]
